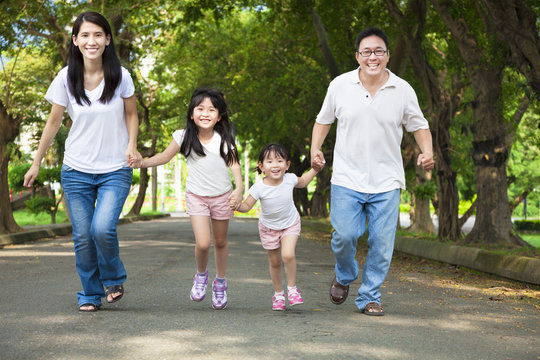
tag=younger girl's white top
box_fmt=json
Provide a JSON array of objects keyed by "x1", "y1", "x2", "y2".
[
  {"x1": 248, "y1": 173, "x2": 299, "y2": 230},
  {"x1": 45, "y1": 66, "x2": 135, "y2": 174},
  {"x1": 173, "y1": 129, "x2": 232, "y2": 197}
]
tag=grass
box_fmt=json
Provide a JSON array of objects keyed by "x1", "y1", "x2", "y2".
[{"x1": 13, "y1": 208, "x2": 70, "y2": 227}]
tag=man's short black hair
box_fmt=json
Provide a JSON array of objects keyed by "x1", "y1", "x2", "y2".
[{"x1": 355, "y1": 27, "x2": 390, "y2": 51}]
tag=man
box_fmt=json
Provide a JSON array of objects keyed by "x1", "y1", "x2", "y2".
[{"x1": 311, "y1": 27, "x2": 434, "y2": 316}]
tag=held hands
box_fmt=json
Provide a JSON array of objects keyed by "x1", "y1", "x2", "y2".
[
  {"x1": 126, "y1": 147, "x2": 143, "y2": 169},
  {"x1": 417, "y1": 153, "x2": 434, "y2": 171},
  {"x1": 311, "y1": 149, "x2": 326, "y2": 172},
  {"x1": 128, "y1": 154, "x2": 144, "y2": 168},
  {"x1": 228, "y1": 188, "x2": 243, "y2": 210}
]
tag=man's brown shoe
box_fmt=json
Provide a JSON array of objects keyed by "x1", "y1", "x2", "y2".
[{"x1": 330, "y1": 276, "x2": 349, "y2": 305}]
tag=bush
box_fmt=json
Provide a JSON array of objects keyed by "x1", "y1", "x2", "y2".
[{"x1": 514, "y1": 220, "x2": 540, "y2": 231}]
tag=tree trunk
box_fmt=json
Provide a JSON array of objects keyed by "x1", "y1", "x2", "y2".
[
  {"x1": 430, "y1": 0, "x2": 528, "y2": 246},
  {"x1": 0, "y1": 145, "x2": 22, "y2": 233},
  {"x1": 409, "y1": 149, "x2": 434, "y2": 234},
  {"x1": 310, "y1": 8, "x2": 340, "y2": 79},
  {"x1": 0, "y1": 99, "x2": 23, "y2": 233},
  {"x1": 127, "y1": 168, "x2": 149, "y2": 216},
  {"x1": 151, "y1": 166, "x2": 157, "y2": 211},
  {"x1": 310, "y1": 167, "x2": 330, "y2": 218},
  {"x1": 479, "y1": 0, "x2": 540, "y2": 96},
  {"x1": 384, "y1": 0, "x2": 463, "y2": 241}
]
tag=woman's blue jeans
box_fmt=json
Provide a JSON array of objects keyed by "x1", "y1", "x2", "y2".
[
  {"x1": 330, "y1": 184, "x2": 400, "y2": 311},
  {"x1": 61, "y1": 165, "x2": 132, "y2": 307}
]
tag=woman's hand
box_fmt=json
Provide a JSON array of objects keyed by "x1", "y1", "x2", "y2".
[
  {"x1": 126, "y1": 146, "x2": 142, "y2": 168},
  {"x1": 23, "y1": 164, "x2": 40, "y2": 188}
]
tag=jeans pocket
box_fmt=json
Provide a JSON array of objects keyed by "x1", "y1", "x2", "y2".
[{"x1": 61, "y1": 164, "x2": 74, "y2": 172}]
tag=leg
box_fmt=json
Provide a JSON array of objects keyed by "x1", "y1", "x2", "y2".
[
  {"x1": 93, "y1": 168, "x2": 132, "y2": 303},
  {"x1": 330, "y1": 184, "x2": 366, "y2": 286},
  {"x1": 211, "y1": 219, "x2": 229, "y2": 278},
  {"x1": 190, "y1": 216, "x2": 212, "y2": 273},
  {"x1": 266, "y1": 249, "x2": 283, "y2": 292},
  {"x1": 280, "y1": 234, "x2": 298, "y2": 288},
  {"x1": 61, "y1": 165, "x2": 103, "y2": 307},
  {"x1": 355, "y1": 189, "x2": 400, "y2": 312}
]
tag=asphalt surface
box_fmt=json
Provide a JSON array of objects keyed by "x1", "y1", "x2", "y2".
[{"x1": 0, "y1": 217, "x2": 538, "y2": 360}]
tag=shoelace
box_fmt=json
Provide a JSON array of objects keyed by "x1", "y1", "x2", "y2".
[
  {"x1": 194, "y1": 276, "x2": 207, "y2": 291},
  {"x1": 214, "y1": 283, "x2": 226, "y2": 298}
]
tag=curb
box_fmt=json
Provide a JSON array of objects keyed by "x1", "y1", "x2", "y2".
[
  {"x1": 394, "y1": 237, "x2": 540, "y2": 285},
  {"x1": 301, "y1": 219, "x2": 539, "y2": 285},
  {"x1": 0, "y1": 213, "x2": 171, "y2": 248}
]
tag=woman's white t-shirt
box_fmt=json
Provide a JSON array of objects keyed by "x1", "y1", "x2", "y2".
[
  {"x1": 45, "y1": 66, "x2": 135, "y2": 174},
  {"x1": 172, "y1": 129, "x2": 232, "y2": 197},
  {"x1": 248, "y1": 173, "x2": 299, "y2": 230}
]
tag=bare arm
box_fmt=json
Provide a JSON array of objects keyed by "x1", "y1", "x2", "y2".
[
  {"x1": 296, "y1": 168, "x2": 319, "y2": 189},
  {"x1": 23, "y1": 103, "x2": 65, "y2": 187},
  {"x1": 123, "y1": 95, "x2": 142, "y2": 164},
  {"x1": 134, "y1": 139, "x2": 180, "y2": 168},
  {"x1": 228, "y1": 161, "x2": 243, "y2": 210},
  {"x1": 413, "y1": 128, "x2": 434, "y2": 171},
  {"x1": 236, "y1": 195, "x2": 257, "y2": 213},
  {"x1": 310, "y1": 122, "x2": 331, "y2": 168}
]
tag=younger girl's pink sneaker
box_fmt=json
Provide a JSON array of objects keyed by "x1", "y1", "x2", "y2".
[
  {"x1": 287, "y1": 287, "x2": 303, "y2": 306},
  {"x1": 272, "y1": 293, "x2": 286, "y2": 311}
]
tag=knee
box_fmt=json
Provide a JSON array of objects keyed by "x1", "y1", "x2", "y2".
[
  {"x1": 281, "y1": 251, "x2": 295, "y2": 265},
  {"x1": 196, "y1": 242, "x2": 211, "y2": 253},
  {"x1": 332, "y1": 230, "x2": 358, "y2": 254},
  {"x1": 213, "y1": 238, "x2": 228, "y2": 250},
  {"x1": 269, "y1": 256, "x2": 281, "y2": 269}
]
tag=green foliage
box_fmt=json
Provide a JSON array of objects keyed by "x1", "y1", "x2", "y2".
[
  {"x1": 413, "y1": 180, "x2": 437, "y2": 200},
  {"x1": 514, "y1": 220, "x2": 540, "y2": 231},
  {"x1": 8, "y1": 164, "x2": 61, "y2": 191},
  {"x1": 25, "y1": 196, "x2": 56, "y2": 215}
]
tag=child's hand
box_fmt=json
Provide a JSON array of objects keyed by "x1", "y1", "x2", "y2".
[
  {"x1": 129, "y1": 155, "x2": 144, "y2": 168},
  {"x1": 227, "y1": 188, "x2": 243, "y2": 210},
  {"x1": 312, "y1": 158, "x2": 326, "y2": 172}
]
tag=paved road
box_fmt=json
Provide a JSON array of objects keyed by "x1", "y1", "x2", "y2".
[{"x1": 0, "y1": 217, "x2": 538, "y2": 360}]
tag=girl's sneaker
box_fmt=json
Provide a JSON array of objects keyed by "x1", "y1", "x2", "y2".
[
  {"x1": 272, "y1": 293, "x2": 286, "y2": 311},
  {"x1": 212, "y1": 279, "x2": 228, "y2": 310},
  {"x1": 287, "y1": 287, "x2": 303, "y2": 306},
  {"x1": 190, "y1": 272, "x2": 209, "y2": 302}
]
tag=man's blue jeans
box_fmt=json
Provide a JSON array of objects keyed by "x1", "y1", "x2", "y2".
[
  {"x1": 61, "y1": 164, "x2": 132, "y2": 307},
  {"x1": 330, "y1": 184, "x2": 400, "y2": 310}
]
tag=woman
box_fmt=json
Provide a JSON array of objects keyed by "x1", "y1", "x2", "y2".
[{"x1": 24, "y1": 11, "x2": 142, "y2": 312}]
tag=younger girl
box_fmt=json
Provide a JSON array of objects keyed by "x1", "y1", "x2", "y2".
[
  {"x1": 235, "y1": 143, "x2": 322, "y2": 310},
  {"x1": 130, "y1": 88, "x2": 242, "y2": 310}
]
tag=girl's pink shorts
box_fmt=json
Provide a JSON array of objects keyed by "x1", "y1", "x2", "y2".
[
  {"x1": 185, "y1": 190, "x2": 234, "y2": 220},
  {"x1": 258, "y1": 215, "x2": 301, "y2": 250}
]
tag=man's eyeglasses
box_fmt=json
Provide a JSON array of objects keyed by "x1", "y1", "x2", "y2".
[{"x1": 357, "y1": 49, "x2": 388, "y2": 57}]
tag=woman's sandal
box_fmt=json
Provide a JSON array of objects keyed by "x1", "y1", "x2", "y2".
[
  {"x1": 362, "y1": 302, "x2": 384, "y2": 316},
  {"x1": 105, "y1": 285, "x2": 124, "y2": 303},
  {"x1": 79, "y1": 303, "x2": 100, "y2": 312}
]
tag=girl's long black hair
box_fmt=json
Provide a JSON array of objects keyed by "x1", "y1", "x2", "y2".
[
  {"x1": 180, "y1": 87, "x2": 239, "y2": 166},
  {"x1": 68, "y1": 11, "x2": 121, "y2": 106}
]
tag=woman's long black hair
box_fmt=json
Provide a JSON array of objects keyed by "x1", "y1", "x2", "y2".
[
  {"x1": 180, "y1": 87, "x2": 239, "y2": 166},
  {"x1": 67, "y1": 11, "x2": 121, "y2": 106}
]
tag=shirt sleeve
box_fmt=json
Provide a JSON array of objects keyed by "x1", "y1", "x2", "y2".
[
  {"x1": 402, "y1": 82, "x2": 429, "y2": 132},
  {"x1": 248, "y1": 182, "x2": 260, "y2": 201},
  {"x1": 44, "y1": 68, "x2": 69, "y2": 107},
  {"x1": 119, "y1": 67, "x2": 135, "y2": 98},
  {"x1": 172, "y1": 129, "x2": 185, "y2": 146},
  {"x1": 285, "y1": 172, "x2": 298, "y2": 187},
  {"x1": 315, "y1": 81, "x2": 336, "y2": 125}
]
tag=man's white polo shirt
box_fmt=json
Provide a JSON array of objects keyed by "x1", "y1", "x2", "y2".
[{"x1": 315, "y1": 67, "x2": 429, "y2": 194}]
